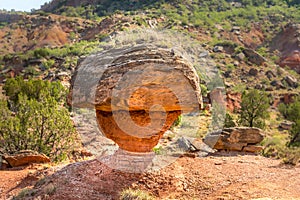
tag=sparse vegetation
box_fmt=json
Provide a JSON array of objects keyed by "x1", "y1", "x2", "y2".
[
  {"x1": 44, "y1": 183, "x2": 56, "y2": 195},
  {"x1": 120, "y1": 189, "x2": 155, "y2": 200},
  {"x1": 153, "y1": 146, "x2": 163, "y2": 155},
  {"x1": 200, "y1": 84, "x2": 208, "y2": 97},
  {"x1": 170, "y1": 115, "x2": 182, "y2": 130},
  {"x1": 279, "y1": 97, "x2": 300, "y2": 147},
  {"x1": 224, "y1": 112, "x2": 236, "y2": 128},
  {"x1": 0, "y1": 0, "x2": 300, "y2": 199},
  {"x1": 42, "y1": 59, "x2": 55, "y2": 70},
  {"x1": 262, "y1": 131, "x2": 300, "y2": 165},
  {"x1": 13, "y1": 188, "x2": 35, "y2": 200},
  {"x1": 210, "y1": 101, "x2": 226, "y2": 131},
  {"x1": 0, "y1": 77, "x2": 77, "y2": 161}
]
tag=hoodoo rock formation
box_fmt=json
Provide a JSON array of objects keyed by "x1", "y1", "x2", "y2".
[{"x1": 73, "y1": 45, "x2": 203, "y2": 153}]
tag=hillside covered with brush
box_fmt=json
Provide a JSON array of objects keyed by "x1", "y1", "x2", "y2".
[{"x1": 0, "y1": 0, "x2": 300, "y2": 199}]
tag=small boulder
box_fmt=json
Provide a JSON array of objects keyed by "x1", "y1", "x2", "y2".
[
  {"x1": 255, "y1": 84, "x2": 264, "y2": 90},
  {"x1": 234, "y1": 61, "x2": 239, "y2": 66},
  {"x1": 204, "y1": 127, "x2": 264, "y2": 152},
  {"x1": 231, "y1": 26, "x2": 241, "y2": 32},
  {"x1": 270, "y1": 81, "x2": 285, "y2": 89},
  {"x1": 221, "y1": 127, "x2": 264, "y2": 145},
  {"x1": 266, "y1": 87, "x2": 274, "y2": 91},
  {"x1": 176, "y1": 137, "x2": 197, "y2": 152},
  {"x1": 213, "y1": 46, "x2": 224, "y2": 53},
  {"x1": 279, "y1": 121, "x2": 294, "y2": 130},
  {"x1": 0, "y1": 154, "x2": 10, "y2": 170},
  {"x1": 199, "y1": 51, "x2": 209, "y2": 58},
  {"x1": 215, "y1": 24, "x2": 224, "y2": 32},
  {"x1": 223, "y1": 70, "x2": 231, "y2": 78},
  {"x1": 270, "y1": 80, "x2": 279, "y2": 87},
  {"x1": 3, "y1": 150, "x2": 50, "y2": 167},
  {"x1": 249, "y1": 68, "x2": 259, "y2": 76},
  {"x1": 243, "y1": 48, "x2": 267, "y2": 65},
  {"x1": 284, "y1": 75, "x2": 298, "y2": 88},
  {"x1": 265, "y1": 70, "x2": 276, "y2": 80},
  {"x1": 166, "y1": 137, "x2": 214, "y2": 157},
  {"x1": 236, "y1": 52, "x2": 245, "y2": 61},
  {"x1": 0, "y1": 159, "x2": 9, "y2": 170},
  {"x1": 234, "y1": 31, "x2": 241, "y2": 35},
  {"x1": 177, "y1": 137, "x2": 191, "y2": 150},
  {"x1": 191, "y1": 140, "x2": 215, "y2": 156}
]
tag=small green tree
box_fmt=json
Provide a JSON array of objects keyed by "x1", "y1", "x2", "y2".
[
  {"x1": 0, "y1": 77, "x2": 76, "y2": 161},
  {"x1": 238, "y1": 89, "x2": 270, "y2": 129}
]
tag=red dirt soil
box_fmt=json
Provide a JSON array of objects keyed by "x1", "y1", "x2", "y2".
[{"x1": 1, "y1": 153, "x2": 300, "y2": 200}]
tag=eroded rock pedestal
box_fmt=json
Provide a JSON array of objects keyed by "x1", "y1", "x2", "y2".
[{"x1": 93, "y1": 45, "x2": 202, "y2": 152}]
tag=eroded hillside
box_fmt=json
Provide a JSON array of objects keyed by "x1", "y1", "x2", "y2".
[{"x1": 0, "y1": 1, "x2": 300, "y2": 199}]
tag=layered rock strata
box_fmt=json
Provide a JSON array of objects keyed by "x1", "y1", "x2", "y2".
[{"x1": 73, "y1": 45, "x2": 202, "y2": 152}]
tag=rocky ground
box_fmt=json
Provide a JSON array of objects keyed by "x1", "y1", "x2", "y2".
[
  {"x1": 0, "y1": 2, "x2": 299, "y2": 200},
  {"x1": 1, "y1": 152, "x2": 300, "y2": 200}
]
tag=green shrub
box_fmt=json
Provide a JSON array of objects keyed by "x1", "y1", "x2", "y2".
[
  {"x1": 69, "y1": 32, "x2": 76, "y2": 40},
  {"x1": 153, "y1": 146, "x2": 163, "y2": 155},
  {"x1": 278, "y1": 97, "x2": 300, "y2": 147},
  {"x1": 0, "y1": 77, "x2": 76, "y2": 161},
  {"x1": 33, "y1": 48, "x2": 51, "y2": 58},
  {"x1": 42, "y1": 59, "x2": 55, "y2": 70},
  {"x1": 281, "y1": 147, "x2": 300, "y2": 165},
  {"x1": 24, "y1": 66, "x2": 40, "y2": 77},
  {"x1": 170, "y1": 115, "x2": 182, "y2": 130},
  {"x1": 224, "y1": 112, "x2": 236, "y2": 128},
  {"x1": 226, "y1": 64, "x2": 235, "y2": 70},
  {"x1": 262, "y1": 133, "x2": 300, "y2": 165},
  {"x1": 256, "y1": 47, "x2": 269, "y2": 58},
  {"x1": 97, "y1": 33, "x2": 109, "y2": 41},
  {"x1": 234, "y1": 46, "x2": 245, "y2": 55},
  {"x1": 3, "y1": 76, "x2": 66, "y2": 105},
  {"x1": 215, "y1": 40, "x2": 238, "y2": 49},
  {"x1": 13, "y1": 188, "x2": 34, "y2": 199},
  {"x1": 200, "y1": 84, "x2": 208, "y2": 97}
]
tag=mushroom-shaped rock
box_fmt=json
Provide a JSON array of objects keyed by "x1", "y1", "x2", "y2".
[{"x1": 73, "y1": 45, "x2": 202, "y2": 153}]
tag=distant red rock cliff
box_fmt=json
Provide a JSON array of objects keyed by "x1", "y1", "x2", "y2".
[{"x1": 270, "y1": 23, "x2": 300, "y2": 73}]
